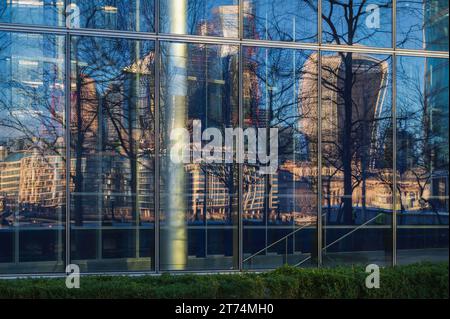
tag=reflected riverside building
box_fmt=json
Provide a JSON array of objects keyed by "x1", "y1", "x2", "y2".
[{"x1": 0, "y1": 0, "x2": 448, "y2": 275}]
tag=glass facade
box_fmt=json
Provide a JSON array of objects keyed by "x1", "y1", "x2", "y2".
[
  {"x1": 70, "y1": 36, "x2": 155, "y2": 272},
  {"x1": 243, "y1": 0, "x2": 317, "y2": 42},
  {"x1": 322, "y1": 0, "x2": 393, "y2": 48},
  {"x1": 320, "y1": 51, "x2": 393, "y2": 266},
  {"x1": 0, "y1": 0, "x2": 448, "y2": 275},
  {"x1": 159, "y1": 41, "x2": 239, "y2": 270}
]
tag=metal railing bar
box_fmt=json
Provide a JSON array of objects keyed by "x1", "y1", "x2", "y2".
[{"x1": 243, "y1": 213, "x2": 326, "y2": 263}]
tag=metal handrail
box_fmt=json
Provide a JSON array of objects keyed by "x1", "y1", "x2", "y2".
[
  {"x1": 293, "y1": 212, "x2": 386, "y2": 267},
  {"x1": 243, "y1": 214, "x2": 325, "y2": 263}
]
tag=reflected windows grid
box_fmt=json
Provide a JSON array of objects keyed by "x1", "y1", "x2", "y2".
[{"x1": 0, "y1": 31, "x2": 66, "y2": 274}]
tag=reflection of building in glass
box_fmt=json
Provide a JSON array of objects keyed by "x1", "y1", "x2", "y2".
[
  {"x1": 185, "y1": 164, "x2": 233, "y2": 221},
  {"x1": 425, "y1": 57, "x2": 449, "y2": 211},
  {"x1": 424, "y1": 0, "x2": 449, "y2": 51},
  {"x1": 276, "y1": 161, "x2": 316, "y2": 225},
  {"x1": 301, "y1": 52, "x2": 392, "y2": 212},
  {"x1": 422, "y1": 1, "x2": 449, "y2": 212},
  {"x1": 70, "y1": 53, "x2": 155, "y2": 223},
  {"x1": 243, "y1": 165, "x2": 278, "y2": 217},
  {"x1": 0, "y1": 0, "x2": 448, "y2": 275},
  {"x1": 0, "y1": 145, "x2": 72, "y2": 218},
  {"x1": 213, "y1": 5, "x2": 239, "y2": 39},
  {"x1": 0, "y1": 31, "x2": 65, "y2": 225},
  {"x1": 0, "y1": 0, "x2": 64, "y2": 25},
  {"x1": 302, "y1": 53, "x2": 389, "y2": 160}
]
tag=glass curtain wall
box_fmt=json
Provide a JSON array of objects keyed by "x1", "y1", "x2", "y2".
[
  {"x1": 0, "y1": 31, "x2": 66, "y2": 274},
  {"x1": 242, "y1": 47, "x2": 318, "y2": 269},
  {"x1": 320, "y1": 51, "x2": 393, "y2": 266},
  {"x1": 396, "y1": 56, "x2": 449, "y2": 264},
  {"x1": 159, "y1": 41, "x2": 239, "y2": 271},
  {"x1": 70, "y1": 36, "x2": 156, "y2": 272},
  {"x1": 0, "y1": 0, "x2": 448, "y2": 275}
]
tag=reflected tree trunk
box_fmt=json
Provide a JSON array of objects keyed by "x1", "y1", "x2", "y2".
[
  {"x1": 74, "y1": 46, "x2": 85, "y2": 227},
  {"x1": 341, "y1": 52, "x2": 354, "y2": 225}
]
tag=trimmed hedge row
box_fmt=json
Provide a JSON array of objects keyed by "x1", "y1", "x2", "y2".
[{"x1": 0, "y1": 262, "x2": 447, "y2": 299}]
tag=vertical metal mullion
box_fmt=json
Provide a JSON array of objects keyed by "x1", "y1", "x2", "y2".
[
  {"x1": 154, "y1": 0, "x2": 161, "y2": 273},
  {"x1": 392, "y1": 54, "x2": 397, "y2": 267},
  {"x1": 392, "y1": 0, "x2": 398, "y2": 267},
  {"x1": 155, "y1": 0, "x2": 160, "y2": 35},
  {"x1": 65, "y1": 31, "x2": 71, "y2": 271},
  {"x1": 318, "y1": 0, "x2": 322, "y2": 46},
  {"x1": 238, "y1": 48, "x2": 244, "y2": 272},
  {"x1": 317, "y1": 50, "x2": 323, "y2": 268},
  {"x1": 238, "y1": 0, "x2": 244, "y2": 272},
  {"x1": 316, "y1": 0, "x2": 323, "y2": 268}
]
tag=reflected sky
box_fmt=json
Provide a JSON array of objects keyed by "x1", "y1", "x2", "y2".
[
  {"x1": 322, "y1": 0, "x2": 392, "y2": 48},
  {"x1": 244, "y1": 0, "x2": 318, "y2": 42}
]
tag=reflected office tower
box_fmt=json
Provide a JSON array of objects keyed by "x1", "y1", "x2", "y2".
[
  {"x1": 213, "y1": 4, "x2": 239, "y2": 57},
  {"x1": 425, "y1": 58, "x2": 449, "y2": 212},
  {"x1": 424, "y1": 0, "x2": 449, "y2": 51},
  {"x1": 70, "y1": 74, "x2": 99, "y2": 225},
  {"x1": 0, "y1": 0, "x2": 65, "y2": 26},
  {"x1": 161, "y1": 0, "x2": 188, "y2": 270},
  {"x1": 213, "y1": 5, "x2": 238, "y2": 39},
  {"x1": 424, "y1": 1, "x2": 449, "y2": 211},
  {"x1": 123, "y1": 52, "x2": 156, "y2": 220},
  {"x1": 301, "y1": 53, "x2": 389, "y2": 160},
  {"x1": 301, "y1": 53, "x2": 389, "y2": 219},
  {"x1": 242, "y1": 0, "x2": 256, "y2": 38}
]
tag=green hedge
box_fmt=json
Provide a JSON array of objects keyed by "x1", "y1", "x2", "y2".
[{"x1": 0, "y1": 262, "x2": 447, "y2": 299}]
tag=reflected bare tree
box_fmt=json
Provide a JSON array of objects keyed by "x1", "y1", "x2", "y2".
[
  {"x1": 0, "y1": 32, "x2": 65, "y2": 221},
  {"x1": 71, "y1": 36, "x2": 155, "y2": 227},
  {"x1": 397, "y1": 57, "x2": 448, "y2": 224}
]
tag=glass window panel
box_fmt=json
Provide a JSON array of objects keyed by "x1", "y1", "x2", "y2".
[
  {"x1": 0, "y1": 0, "x2": 65, "y2": 26},
  {"x1": 322, "y1": 0, "x2": 392, "y2": 48},
  {"x1": 396, "y1": 56, "x2": 449, "y2": 264},
  {"x1": 71, "y1": 0, "x2": 155, "y2": 32},
  {"x1": 159, "y1": 41, "x2": 239, "y2": 271},
  {"x1": 243, "y1": 0, "x2": 318, "y2": 42},
  {"x1": 160, "y1": 0, "x2": 238, "y2": 37},
  {"x1": 70, "y1": 36, "x2": 155, "y2": 272},
  {"x1": 242, "y1": 47, "x2": 318, "y2": 270},
  {"x1": 397, "y1": 0, "x2": 449, "y2": 51},
  {"x1": 320, "y1": 51, "x2": 393, "y2": 266},
  {"x1": 0, "y1": 31, "x2": 66, "y2": 274}
]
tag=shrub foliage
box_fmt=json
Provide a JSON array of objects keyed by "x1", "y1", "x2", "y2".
[{"x1": 0, "y1": 262, "x2": 447, "y2": 299}]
